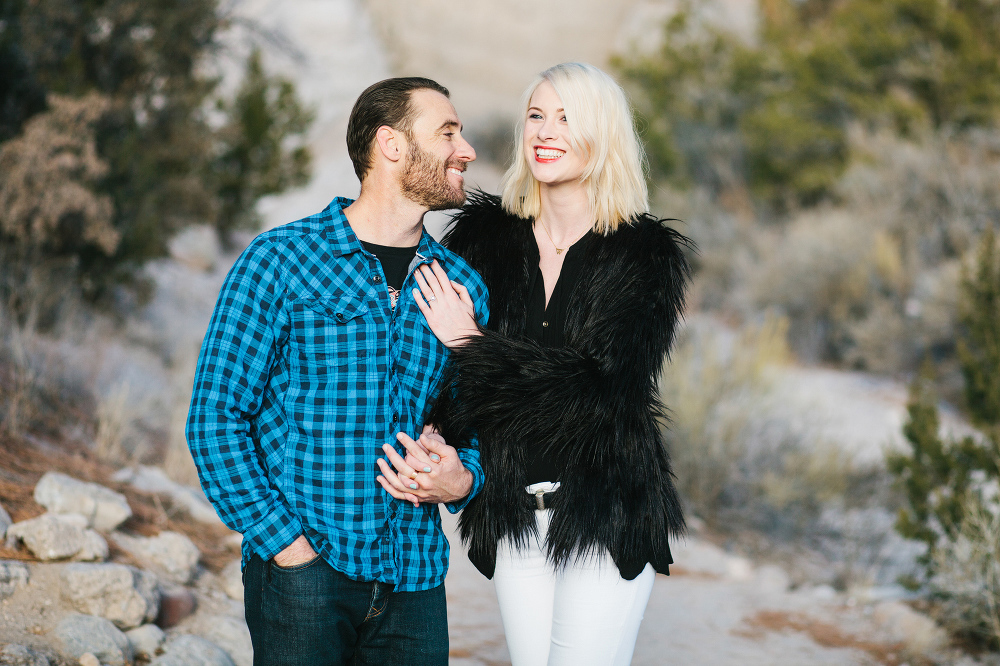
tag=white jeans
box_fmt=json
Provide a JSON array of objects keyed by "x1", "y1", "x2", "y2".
[{"x1": 493, "y1": 483, "x2": 656, "y2": 666}]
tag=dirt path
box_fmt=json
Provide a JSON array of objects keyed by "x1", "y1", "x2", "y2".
[{"x1": 443, "y1": 512, "x2": 907, "y2": 666}]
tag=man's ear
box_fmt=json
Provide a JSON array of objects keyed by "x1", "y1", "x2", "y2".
[{"x1": 375, "y1": 126, "x2": 404, "y2": 163}]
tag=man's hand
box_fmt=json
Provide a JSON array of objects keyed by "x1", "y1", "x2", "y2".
[
  {"x1": 272, "y1": 534, "x2": 317, "y2": 568},
  {"x1": 376, "y1": 426, "x2": 473, "y2": 507}
]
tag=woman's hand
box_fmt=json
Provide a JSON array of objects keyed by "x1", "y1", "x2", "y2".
[
  {"x1": 375, "y1": 425, "x2": 473, "y2": 507},
  {"x1": 412, "y1": 260, "x2": 481, "y2": 348}
]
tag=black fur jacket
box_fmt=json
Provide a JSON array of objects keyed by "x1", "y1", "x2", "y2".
[{"x1": 435, "y1": 191, "x2": 692, "y2": 581}]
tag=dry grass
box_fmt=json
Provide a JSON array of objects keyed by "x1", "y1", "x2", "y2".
[
  {"x1": 738, "y1": 610, "x2": 912, "y2": 665},
  {"x1": 661, "y1": 313, "x2": 792, "y2": 520},
  {"x1": 930, "y1": 493, "x2": 1000, "y2": 647}
]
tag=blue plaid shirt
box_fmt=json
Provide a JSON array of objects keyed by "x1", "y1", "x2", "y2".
[{"x1": 186, "y1": 197, "x2": 489, "y2": 592}]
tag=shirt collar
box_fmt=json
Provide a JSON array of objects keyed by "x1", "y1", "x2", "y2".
[{"x1": 323, "y1": 197, "x2": 449, "y2": 264}]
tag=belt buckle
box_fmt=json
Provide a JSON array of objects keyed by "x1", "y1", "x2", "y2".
[{"x1": 535, "y1": 489, "x2": 546, "y2": 510}]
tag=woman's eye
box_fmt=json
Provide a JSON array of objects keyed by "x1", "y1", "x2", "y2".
[{"x1": 528, "y1": 113, "x2": 542, "y2": 120}]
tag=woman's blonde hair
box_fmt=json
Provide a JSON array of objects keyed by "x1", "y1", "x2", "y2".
[{"x1": 500, "y1": 62, "x2": 649, "y2": 234}]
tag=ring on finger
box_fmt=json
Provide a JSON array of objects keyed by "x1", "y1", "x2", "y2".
[
  {"x1": 427, "y1": 296, "x2": 436, "y2": 302},
  {"x1": 408, "y1": 470, "x2": 419, "y2": 480}
]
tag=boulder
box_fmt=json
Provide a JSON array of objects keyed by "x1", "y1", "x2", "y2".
[
  {"x1": 53, "y1": 614, "x2": 134, "y2": 666},
  {"x1": 0, "y1": 644, "x2": 50, "y2": 666},
  {"x1": 33, "y1": 472, "x2": 131, "y2": 532},
  {"x1": 150, "y1": 635, "x2": 235, "y2": 666},
  {"x1": 196, "y1": 616, "x2": 253, "y2": 666},
  {"x1": 0, "y1": 560, "x2": 30, "y2": 600},
  {"x1": 6, "y1": 514, "x2": 107, "y2": 561},
  {"x1": 125, "y1": 624, "x2": 166, "y2": 659},
  {"x1": 220, "y1": 559, "x2": 243, "y2": 601},
  {"x1": 0, "y1": 501, "x2": 12, "y2": 538},
  {"x1": 60, "y1": 563, "x2": 160, "y2": 630},
  {"x1": 155, "y1": 582, "x2": 197, "y2": 628},
  {"x1": 111, "y1": 531, "x2": 200, "y2": 584},
  {"x1": 111, "y1": 466, "x2": 220, "y2": 525},
  {"x1": 78, "y1": 655, "x2": 100, "y2": 666}
]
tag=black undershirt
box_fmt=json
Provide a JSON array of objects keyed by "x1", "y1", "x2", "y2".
[
  {"x1": 524, "y1": 230, "x2": 591, "y2": 485},
  {"x1": 361, "y1": 241, "x2": 418, "y2": 310}
]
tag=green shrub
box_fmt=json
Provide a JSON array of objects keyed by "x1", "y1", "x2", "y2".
[{"x1": 615, "y1": 0, "x2": 1000, "y2": 210}]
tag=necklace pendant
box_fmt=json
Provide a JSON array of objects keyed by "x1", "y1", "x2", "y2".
[{"x1": 555, "y1": 248, "x2": 564, "y2": 254}]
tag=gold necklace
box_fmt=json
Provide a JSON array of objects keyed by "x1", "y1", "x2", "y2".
[{"x1": 538, "y1": 220, "x2": 587, "y2": 255}]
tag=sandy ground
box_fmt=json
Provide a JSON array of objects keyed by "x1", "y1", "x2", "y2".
[{"x1": 442, "y1": 510, "x2": 907, "y2": 666}]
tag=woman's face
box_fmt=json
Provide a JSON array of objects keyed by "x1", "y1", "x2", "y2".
[{"x1": 522, "y1": 80, "x2": 587, "y2": 188}]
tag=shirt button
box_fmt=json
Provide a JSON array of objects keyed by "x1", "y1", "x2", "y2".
[
  {"x1": 392, "y1": 414, "x2": 398, "y2": 424},
  {"x1": 542, "y1": 321, "x2": 549, "y2": 328},
  {"x1": 336, "y1": 313, "x2": 346, "y2": 322},
  {"x1": 373, "y1": 275, "x2": 383, "y2": 284}
]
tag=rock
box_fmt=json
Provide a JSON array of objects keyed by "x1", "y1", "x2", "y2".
[
  {"x1": 125, "y1": 624, "x2": 166, "y2": 659},
  {"x1": 0, "y1": 501, "x2": 12, "y2": 538},
  {"x1": 0, "y1": 643, "x2": 50, "y2": 666},
  {"x1": 78, "y1": 654, "x2": 100, "y2": 666},
  {"x1": 33, "y1": 472, "x2": 132, "y2": 532},
  {"x1": 155, "y1": 582, "x2": 197, "y2": 628},
  {"x1": 0, "y1": 560, "x2": 30, "y2": 599},
  {"x1": 220, "y1": 559, "x2": 243, "y2": 601},
  {"x1": 60, "y1": 563, "x2": 160, "y2": 630},
  {"x1": 197, "y1": 616, "x2": 252, "y2": 666},
  {"x1": 111, "y1": 531, "x2": 200, "y2": 584},
  {"x1": 110, "y1": 466, "x2": 220, "y2": 525},
  {"x1": 872, "y1": 600, "x2": 950, "y2": 655},
  {"x1": 54, "y1": 613, "x2": 134, "y2": 666},
  {"x1": 6, "y1": 514, "x2": 106, "y2": 561},
  {"x1": 150, "y1": 635, "x2": 235, "y2": 666},
  {"x1": 76, "y1": 529, "x2": 110, "y2": 562}
]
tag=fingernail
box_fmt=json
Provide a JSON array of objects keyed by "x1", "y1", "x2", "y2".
[
  {"x1": 409, "y1": 483, "x2": 418, "y2": 490},
  {"x1": 423, "y1": 466, "x2": 432, "y2": 473},
  {"x1": 430, "y1": 454, "x2": 440, "y2": 462}
]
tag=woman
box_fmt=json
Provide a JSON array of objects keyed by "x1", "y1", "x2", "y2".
[{"x1": 409, "y1": 62, "x2": 691, "y2": 665}]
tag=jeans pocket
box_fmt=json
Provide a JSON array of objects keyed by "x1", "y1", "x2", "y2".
[{"x1": 271, "y1": 553, "x2": 323, "y2": 572}]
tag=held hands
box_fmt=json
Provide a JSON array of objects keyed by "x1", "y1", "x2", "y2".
[
  {"x1": 376, "y1": 425, "x2": 473, "y2": 507},
  {"x1": 412, "y1": 260, "x2": 481, "y2": 349}
]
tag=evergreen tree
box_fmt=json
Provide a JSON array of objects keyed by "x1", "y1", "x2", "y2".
[
  {"x1": 213, "y1": 49, "x2": 312, "y2": 241},
  {"x1": 888, "y1": 231, "x2": 1000, "y2": 574},
  {"x1": 0, "y1": 0, "x2": 313, "y2": 307},
  {"x1": 958, "y1": 229, "x2": 1000, "y2": 431}
]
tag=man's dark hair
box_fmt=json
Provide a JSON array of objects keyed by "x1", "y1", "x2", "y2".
[{"x1": 347, "y1": 77, "x2": 450, "y2": 182}]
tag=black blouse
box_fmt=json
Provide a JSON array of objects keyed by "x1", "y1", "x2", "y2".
[{"x1": 524, "y1": 229, "x2": 591, "y2": 484}]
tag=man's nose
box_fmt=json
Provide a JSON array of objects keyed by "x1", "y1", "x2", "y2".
[{"x1": 456, "y1": 133, "x2": 476, "y2": 163}]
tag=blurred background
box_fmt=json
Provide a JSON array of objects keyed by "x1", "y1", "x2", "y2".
[{"x1": 2, "y1": 0, "x2": 1000, "y2": 663}]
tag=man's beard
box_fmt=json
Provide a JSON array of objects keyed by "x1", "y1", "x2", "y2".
[{"x1": 399, "y1": 139, "x2": 467, "y2": 211}]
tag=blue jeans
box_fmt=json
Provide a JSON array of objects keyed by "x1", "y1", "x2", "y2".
[{"x1": 243, "y1": 553, "x2": 449, "y2": 666}]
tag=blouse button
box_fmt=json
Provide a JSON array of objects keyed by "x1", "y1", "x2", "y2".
[{"x1": 542, "y1": 321, "x2": 549, "y2": 328}]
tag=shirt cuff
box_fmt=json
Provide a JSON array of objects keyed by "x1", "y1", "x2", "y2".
[
  {"x1": 241, "y1": 502, "x2": 304, "y2": 561},
  {"x1": 446, "y1": 447, "x2": 484, "y2": 514}
]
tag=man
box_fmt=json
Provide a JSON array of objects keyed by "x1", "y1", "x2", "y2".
[{"x1": 186, "y1": 77, "x2": 488, "y2": 665}]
